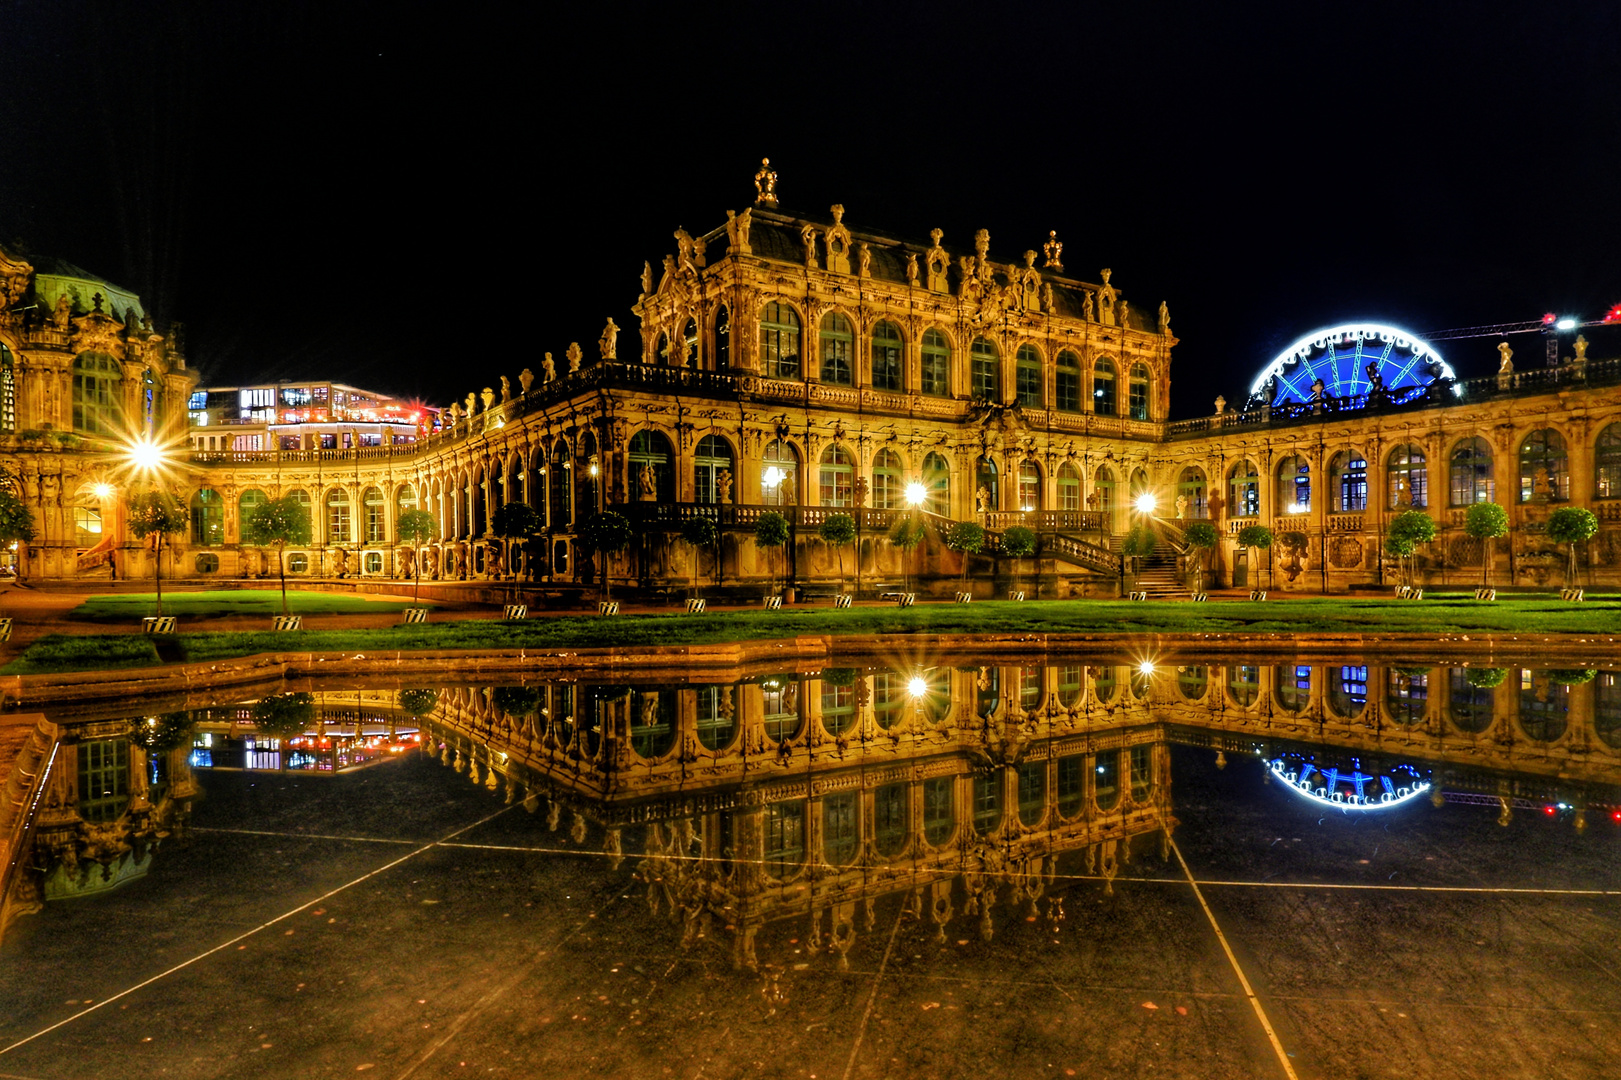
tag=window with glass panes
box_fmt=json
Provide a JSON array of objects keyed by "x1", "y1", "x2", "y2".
[
  {"x1": 1177, "y1": 467, "x2": 1208, "y2": 518},
  {"x1": 920, "y1": 328, "x2": 950, "y2": 396},
  {"x1": 714, "y1": 306, "x2": 731, "y2": 369},
  {"x1": 1228, "y1": 664, "x2": 1260, "y2": 706},
  {"x1": 923, "y1": 777, "x2": 955, "y2": 845},
  {"x1": 1277, "y1": 456, "x2": 1309, "y2": 513},
  {"x1": 549, "y1": 440, "x2": 573, "y2": 525},
  {"x1": 694, "y1": 434, "x2": 733, "y2": 505},
  {"x1": 1128, "y1": 364, "x2": 1150, "y2": 420},
  {"x1": 0, "y1": 343, "x2": 14, "y2": 432},
  {"x1": 1518, "y1": 429, "x2": 1568, "y2": 501},
  {"x1": 1329, "y1": 665, "x2": 1368, "y2": 718},
  {"x1": 818, "y1": 445, "x2": 854, "y2": 506},
  {"x1": 1229, "y1": 462, "x2": 1260, "y2": 516},
  {"x1": 970, "y1": 337, "x2": 998, "y2": 400},
  {"x1": 871, "y1": 320, "x2": 903, "y2": 391},
  {"x1": 189, "y1": 488, "x2": 224, "y2": 546},
  {"x1": 1092, "y1": 358, "x2": 1116, "y2": 414},
  {"x1": 72, "y1": 353, "x2": 122, "y2": 435},
  {"x1": 363, "y1": 487, "x2": 386, "y2": 542},
  {"x1": 874, "y1": 783, "x2": 907, "y2": 854},
  {"x1": 1057, "y1": 463, "x2": 1080, "y2": 511},
  {"x1": 1178, "y1": 665, "x2": 1209, "y2": 700},
  {"x1": 823, "y1": 792, "x2": 858, "y2": 865},
  {"x1": 1387, "y1": 668, "x2": 1429, "y2": 725},
  {"x1": 1017, "y1": 462, "x2": 1040, "y2": 511},
  {"x1": 1017, "y1": 761, "x2": 1046, "y2": 825},
  {"x1": 762, "y1": 439, "x2": 798, "y2": 505},
  {"x1": 761, "y1": 677, "x2": 800, "y2": 742},
  {"x1": 1130, "y1": 745, "x2": 1153, "y2": 800},
  {"x1": 1094, "y1": 752, "x2": 1120, "y2": 809},
  {"x1": 759, "y1": 301, "x2": 801, "y2": 380},
  {"x1": 1015, "y1": 344, "x2": 1042, "y2": 408},
  {"x1": 696, "y1": 685, "x2": 735, "y2": 750},
  {"x1": 1018, "y1": 666, "x2": 1042, "y2": 709},
  {"x1": 1449, "y1": 437, "x2": 1494, "y2": 505},
  {"x1": 871, "y1": 448, "x2": 902, "y2": 509},
  {"x1": 871, "y1": 673, "x2": 905, "y2": 728},
  {"x1": 73, "y1": 505, "x2": 102, "y2": 546},
  {"x1": 819, "y1": 313, "x2": 853, "y2": 384},
  {"x1": 821, "y1": 680, "x2": 856, "y2": 735},
  {"x1": 1597, "y1": 424, "x2": 1621, "y2": 498},
  {"x1": 78, "y1": 739, "x2": 130, "y2": 822},
  {"x1": 1055, "y1": 350, "x2": 1081, "y2": 411},
  {"x1": 1331, "y1": 451, "x2": 1367, "y2": 511},
  {"x1": 1057, "y1": 664, "x2": 1083, "y2": 707},
  {"x1": 1447, "y1": 667, "x2": 1496, "y2": 733},
  {"x1": 972, "y1": 774, "x2": 1001, "y2": 833},
  {"x1": 764, "y1": 801, "x2": 805, "y2": 876},
  {"x1": 1386, "y1": 445, "x2": 1427, "y2": 508},
  {"x1": 628, "y1": 430, "x2": 673, "y2": 503},
  {"x1": 1057, "y1": 755, "x2": 1084, "y2": 816},
  {"x1": 325, "y1": 488, "x2": 351, "y2": 543},
  {"x1": 923, "y1": 452, "x2": 950, "y2": 516},
  {"x1": 1276, "y1": 665, "x2": 1311, "y2": 712}
]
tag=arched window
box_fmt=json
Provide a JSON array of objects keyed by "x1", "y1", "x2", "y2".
[
  {"x1": 1128, "y1": 363, "x2": 1151, "y2": 420},
  {"x1": 1055, "y1": 349, "x2": 1081, "y2": 411},
  {"x1": 326, "y1": 488, "x2": 352, "y2": 544},
  {"x1": 819, "y1": 445, "x2": 854, "y2": 506},
  {"x1": 871, "y1": 448, "x2": 903, "y2": 510},
  {"x1": 922, "y1": 451, "x2": 950, "y2": 516},
  {"x1": 0, "y1": 343, "x2": 15, "y2": 433},
  {"x1": 363, "y1": 486, "x2": 386, "y2": 543},
  {"x1": 1228, "y1": 664, "x2": 1261, "y2": 707},
  {"x1": 1518, "y1": 671, "x2": 1569, "y2": 743},
  {"x1": 1518, "y1": 428, "x2": 1568, "y2": 502},
  {"x1": 1449, "y1": 437, "x2": 1494, "y2": 506},
  {"x1": 1015, "y1": 344, "x2": 1042, "y2": 408},
  {"x1": 628, "y1": 430, "x2": 674, "y2": 503},
  {"x1": 762, "y1": 439, "x2": 799, "y2": 506},
  {"x1": 654, "y1": 331, "x2": 670, "y2": 365},
  {"x1": 1386, "y1": 668, "x2": 1429, "y2": 726},
  {"x1": 1094, "y1": 465, "x2": 1117, "y2": 520},
  {"x1": 714, "y1": 305, "x2": 731, "y2": 371},
  {"x1": 1447, "y1": 667, "x2": 1496, "y2": 734},
  {"x1": 397, "y1": 484, "x2": 419, "y2": 515},
  {"x1": 1228, "y1": 460, "x2": 1259, "y2": 517},
  {"x1": 549, "y1": 438, "x2": 573, "y2": 526},
  {"x1": 1180, "y1": 463, "x2": 1206, "y2": 515},
  {"x1": 1275, "y1": 664, "x2": 1311, "y2": 713},
  {"x1": 1017, "y1": 461, "x2": 1041, "y2": 511},
  {"x1": 1057, "y1": 462, "x2": 1081, "y2": 512},
  {"x1": 760, "y1": 301, "x2": 800, "y2": 380},
  {"x1": 871, "y1": 320, "x2": 903, "y2": 391},
  {"x1": 141, "y1": 368, "x2": 156, "y2": 434},
  {"x1": 974, "y1": 456, "x2": 998, "y2": 512},
  {"x1": 1092, "y1": 357, "x2": 1116, "y2": 415},
  {"x1": 920, "y1": 328, "x2": 951, "y2": 396},
  {"x1": 923, "y1": 776, "x2": 955, "y2": 846},
  {"x1": 819, "y1": 313, "x2": 853, "y2": 385},
  {"x1": 970, "y1": 337, "x2": 998, "y2": 401},
  {"x1": 1276, "y1": 455, "x2": 1310, "y2": 514},
  {"x1": 190, "y1": 489, "x2": 224, "y2": 546},
  {"x1": 1094, "y1": 751, "x2": 1120, "y2": 811},
  {"x1": 1596, "y1": 424, "x2": 1621, "y2": 499},
  {"x1": 72, "y1": 352, "x2": 122, "y2": 436},
  {"x1": 1327, "y1": 665, "x2": 1367, "y2": 718},
  {"x1": 286, "y1": 488, "x2": 312, "y2": 516},
  {"x1": 694, "y1": 434, "x2": 734, "y2": 505},
  {"x1": 1129, "y1": 468, "x2": 1150, "y2": 506},
  {"x1": 1329, "y1": 450, "x2": 1367, "y2": 512},
  {"x1": 1386, "y1": 445, "x2": 1427, "y2": 509},
  {"x1": 238, "y1": 488, "x2": 267, "y2": 530}
]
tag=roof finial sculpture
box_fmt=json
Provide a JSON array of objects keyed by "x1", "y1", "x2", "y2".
[
  {"x1": 1042, "y1": 230, "x2": 1064, "y2": 271},
  {"x1": 754, "y1": 158, "x2": 778, "y2": 206}
]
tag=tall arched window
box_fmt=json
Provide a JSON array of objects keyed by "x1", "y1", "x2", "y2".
[
  {"x1": 974, "y1": 456, "x2": 998, "y2": 512},
  {"x1": 1597, "y1": 423, "x2": 1621, "y2": 499},
  {"x1": 760, "y1": 301, "x2": 800, "y2": 380},
  {"x1": 1017, "y1": 461, "x2": 1041, "y2": 511},
  {"x1": 72, "y1": 352, "x2": 122, "y2": 436},
  {"x1": 1015, "y1": 344, "x2": 1042, "y2": 408},
  {"x1": 1177, "y1": 466, "x2": 1208, "y2": 518},
  {"x1": 694, "y1": 434, "x2": 734, "y2": 505},
  {"x1": 238, "y1": 488, "x2": 267, "y2": 530},
  {"x1": 1094, "y1": 465, "x2": 1117, "y2": 521},
  {"x1": 1519, "y1": 429, "x2": 1568, "y2": 502},
  {"x1": 363, "y1": 486, "x2": 386, "y2": 543},
  {"x1": 1449, "y1": 437, "x2": 1494, "y2": 506},
  {"x1": 628, "y1": 430, "x2": 674, "y2": 503},
  {"x1": 326, "y1": 488, "x2": 352, "y2": 544},
  {"x1": 819, "y1": 445, "x2": 854, "y2": 506},
  {"x1": 1386, "y1": 445, "x2": 1427, "y2": 508},
  {"x1": 1092, "y1": 358, "x2": 1116, "y2": 415},
  {"x1": 1057, "y1": 462, "x2": 1081, "y2": 512},
  {"x1": 871, "y1": 448, "x2": 903, "y2": 510},
  {"x1": 871, "y1": 320, "x2": 903, "y2": 391},
  {"x1": 762, "y1": 439, "x2": 799, "y2": 506},
  {"x1": 714, "y1": 305, "x2": 730, "y2": 371},
  {"x1": 921, "y1": 328, "x2": 951, "y2": 396},
  {"x1": 190, "y1": 488, "x2": 224, "y2": 546},
  {"x1": 141, "y1": 368, "x2": 157, "y2": 434},
  {"x1": 819, "y1": 313, "x2": 853, "y2": 385},
  {"x1": 1128, "y1": 363, "x2": 1150, "y2": 420},
  {"x1": 1228, "y1": 460, "x2": 1260, "y2": 517},
  {"x1": 970, "y1": 337, "x2": 999, "y2": 401},
  {"x1": 1329, "y1": 450, "x2": 1367, "y2": 512},
  {"x1": 1055, "y1": 349, "x2": 1081, "y2": 411},
  {"x1": 680, "y1": 318, "x2": 699, "y2": 370},
  {"x1": 1276, "y1": 456, "x2": 1310, "y2": 514},
  {"x1": 549, "y1": 439, "x2": 573, "y2": 526},
  {"x1": 922, "y1": 451, "x2": 950, "y2": 516},
  {"x1": 397, "y1": 483, "x2": 419, "y2": 528},
  {"x1": 0, "y1": 343, "x2": 14, "y2": 433},
  {"x1": 1129, "y1": 468, "x2": 1150, "y2": 506}
]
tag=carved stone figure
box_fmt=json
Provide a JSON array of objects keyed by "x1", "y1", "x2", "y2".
[
  {"x1": 637, "y1": 463, "x2": 656, "y2": 500},
  {"x1": 1364, "y1": 360, "x2": 1383, "y2": 394},
  {"x1": 1082, "y1": 291, "x2": 1095, "y2": 322},
  {"x1": 801, "y1": 224, "x2": 819, "y2": 270},
  {"x1": 692, "y1": 236, "x2": 706, "y2": 268},
  {"x1": 858, "y1": 242, "x2": 871, "y2": 278},
  {"x1": 1043, "y1": 283, "x2": 1055, "y2": 311},
  {"x1": 640, "y1": 260, "x2": 652, "y2": 296},
  {"x1": 1311, "y1": 378, "x2": 1326, "y2": 403},
  {"x1": 1175, "y1": 494, "x2": 1187, "y2": 520},
  {"x1": 716, "y1": 467, "x2": 733, "y2": 503},
  {"x1": 754, "y1": 158, "x2": 778, "y2": 205},
  {"x1": 973, "y1": 229, "x2": 991, "y2": 274},
  {"x1": 925, "y1": 229, "x2": 950, "y2": 292},
  {"x1": 566, "y1": 342, "x2": 583, "y2": 372},
  {"x1": 1496, "y1": 341, "x2": 1514, "y2": 389},
  {"x1": 448, "y1": 403, "x2": 462, "y2": 425},
  {"x1": 52, "y1": 293, "x2": 71, "y2": 328},
  {"x1": 1158, "y1": 301, "x2": 1171, "y2": 335},
  {"x1": 1117, "y1": 300, "x2": 1129, "y2": 329},
  {"x1": 542, "y1": 353, "x2": 556, "y2": 382},
  {"x1": 976, "y1": 485, "x2": 991, "y2": 513},
  {"x1": 480, "y1": 387, "x2": 495, "y2": 413},
  {"x1": 519, "y1": 367, "x2": 534, "y2": 394},
  {"x1": 735, "y1": 207, "x2": 753, "y2": 252},
  {"x1": 1533, "y1": 467, "x2": 1552, "y2": 499},
  {"x1": 906, "y1": 253, "x2": 919, "y2": 286},
  {"x1": 1214, "y1": 395, "x2": 1227, "y2": 415},
  {"x1": 600, "y1": 318, "x2": 620, "y2": 360},
  {"x1": 499, "y1": 376, "x2": 511, "y2": 403},
  {"x1": 1574, "y1": 333, "x2": 1589, "y2": 363},
  {"x1": 1043, "y1": 230, "x2": 1064, "y2": 271},
  {"x1": 465, "y1": 392, "x2": 477, "y2": 417},
  {"x1": 1097, "y1": 268, "x2": 1117, "y2": 325}
]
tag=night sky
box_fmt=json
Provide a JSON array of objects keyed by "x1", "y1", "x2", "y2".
[{"x1": 2, "y1": 1, "x2": 1617, "y2": 418}]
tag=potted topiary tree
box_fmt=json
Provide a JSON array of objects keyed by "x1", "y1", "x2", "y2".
[
  {"x1": 679, "y1": 515, "x2": 718, "y2": 608},
  {"x1": 394, "y1": 507, "x2": 438, "y2": 617},
  {"x1": 1546, "y1": 506, "x2": 1598, "y2": 596},
  {"x1": 1182, "y1": 521, "x2": 1219, "y2": 596},
  {"x1": 580, "y1": 509, "x2": 633, "y2": 608},
  {"x1": 491, "y1": 501, "x2": 544, "y2": 598},
  {"x1": 1464, "y1": 502, "x2": 1509, "y2": 593},
  {"x1": 126, "y1": 490, "x2": 188, "y2": 624},
  {"x1": 944, "y1": 520, "x2": 985, "y2": 600},
  {"x1": 1000, "y1": 524, "x2": 1037, "y2": 599},
  {"x1": 1386, "y1": 509, "x2": 1437, "y2": 594},
  {"x1": 1235, "y1": 523, "x2": 1273, "y2": 593},
  {"x1": 242, "y1": 493, "x2": 313, "y2": 621},
  {"x1": 887, "y1": 516, "x2": 925, "y2": 595},
  {"x1": 817, "y1": 512, "x2": 856, "y2": 603},
  {"x1": 753, "y1": 510, "x2": 790, "y2": 604}
]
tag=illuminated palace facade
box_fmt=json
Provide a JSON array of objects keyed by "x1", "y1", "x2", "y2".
[{"x1": 2, "y1": 183, "x2": 1620, "y2": 593}]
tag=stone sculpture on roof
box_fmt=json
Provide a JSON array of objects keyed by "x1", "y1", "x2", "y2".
[{"x1": 754, "y1": 158, "x2": 778, "y2": 206}]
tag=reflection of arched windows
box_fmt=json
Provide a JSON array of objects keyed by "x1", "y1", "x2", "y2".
[
  {"x1": 1177, "y1": 665, "x2": 1208, "y2": 701},
  {"x1": 1386, "y1": 668, "x2": 1429, "y2": 725},
  {"x1": 1518, "y1": 429, "x2": 1568, "y2": 502},
  {"x1": 1327, "y1": 665, "x2": 1367, "y2": 718},
  {"x1": 1518, "y1": 671, "x2": 1569, "y2": 742},
  {"x1": 1594, "y1": 673, "x2": 1621, "y2": 750},
  {"x1": 824, "y1": 791, "x2": 858, "y2": 867},
  {"x1": 762, "y1": 439, "x2": 799, "y2": 506},
  {"x1": 970, "y1": 337, "x2": 999, "y2": 400},
  {"x1": 1275, "y1": 664, "x2": 1311, "y2": 712},
  {"x1": 1447, "y1": 668, "x2": 1496, "y2": 733},
  {"x1": 1092, "y1": 357, "x2": 1117, "y2": 415},
  {"x1": 1017, "y1": 761, "x2": 1046, "y2": 826},
  {"x1": 819, "y1": 313, "x2": 853, "y2": 385},
  {"x1": 1596, "y1": 424, "x2": 1621, "y2": 499},
  {"x1": 72, "y1": 352, "x2": 122, "y2": 436},
  {"x1": 190, "y1": 489, "x2": 224, "y2": 546},
  {"x1": 1057, "y1": 462, "x2": 1081, "y2": 511},
  {"x1": 1091, "y1": 665, "x2": 1117, "y2": 704},
  {"x1": 1329, "y1": 450, "x2": 1367, "y2": 512},
  {"x1": 818, "y1": 444, "x2": 854, "y2": 506},
  {"x1": 760, "y1": 676, "x2": 801, "y2": 742},
  {"x1": 694, "y1": 434, "x2": 734, "y2": 505},
  {"x1": 1449, "y1": 437, "x2": 1494, "y2": 506},
  {"x1": 325, "y1": 488, "x2": 352, "y2": 544},
  {"x1": 1276, "y1": 455, "x2": 1310, "y2": 514},
  {"x1": 1228, "y1": 460, "x2": 1259, "y2": 517},
  {"x1": 1129, "y1": 745, "x2": 1153, "y2": 802},
  {"x1": 871, "y1": 674, "x2": 906, "y2": 729},
  {"x1": 1056, "y1": 350, "x2": 1081, "y2": 411},
  {"x1": 1058, "y1": 754, "x2": 1084, "y2": 817},
  {"x1": 821, "y1": 678, "x2": 856, "y2": 735},
  {"x1": 759, "y1": 301, "x2": 801, "y2": 380},
  {"x1": 764, "y1": 801, "x2": 806, "y2": 878},
  {"x1": 975, "y1": 456, "x2": 998, "y2": 511},
  {"x1": 1177, "y1": 466, "x2": 1208, "y2": 518},
  {"x1": 363, "y1": 486, "x2": 386, "y2": 543},
  {"x1": 871, "y1": 448, "x2": 903, "y2": 510},
  {"x1": 972, "y1": 774, "x2": 1001, "y2": 835},
  {"x1": 1128, "y1": 363, "x2": 1150, "y2": 420},
  {"x1": 1057, "y1": 664, "x2": 1084, "y2": 707},
  {"x1": 78, "y1": 739, "x2": 130, "y2": 823},
  {"x1": 1017, "y1": 461, "x2": 1041, "y2": 511},
  {"x1": 1015, "y1": 344, "x2": 1042, "y2": 408},
  {"x1": 923, "y1": 776, "x2": 955, "y2": 846},
  {"x1": 0, "y1": 342, "x2": 15, "y2": 433},
  {"x1": 142, "y1": 368, "x2": 156, "y2": 434},
  {"x1": 1094, "y1": 752, "x2": 1120, "y2": 811},
  {"x1": 871, "y1": 320, "x2": 903, "y2": 391},
  {"x1": 1386, "y1": 445, "x2": 1427, "y2": 508},
  {"x1": 874, "y1": 782, "x2": 908, "y2": 856},
  {"x1": 696, "y1": 685, "x2": 735, "y2": 751},
  {"x1": 920, "y1": 328, "x2": 951, "y2": 396},
  {"x1": 629, "y1": 689, "x2": 677, "y2": 759},
  {"x1": 1227, "y1": 664, "x2": 1260, "y2": 707},
  {"x1": 922, "y1": 451, "x2": 950, "y2": 516},
  {"x1": 628, "y1": 430, "x2": 675, "y2": 503}
]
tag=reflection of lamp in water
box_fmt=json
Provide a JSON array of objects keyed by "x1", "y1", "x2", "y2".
[
  {"x1": 1138, "y1": 659, "x2": 1156, "y2": 677},
  {"x1": 907, "y1": 675, "x2": 928, "y2": 698}
]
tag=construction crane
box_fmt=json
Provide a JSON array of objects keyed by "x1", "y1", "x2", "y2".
[{"x1": 1421, "y1": 305, "x2": 1621, "y2": 366}]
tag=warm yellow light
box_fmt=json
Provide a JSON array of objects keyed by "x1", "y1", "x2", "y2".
[
  {"x1": 763, "y1": 466, "x2": 785, "y2": 489},
  {"x1": 907, "y1": 675, "x2": 928, "y2": 698},
  {"x1": 1134, "y1": 493, "x2": 1158, "y2": 514},
  {"x1": 1138, "y1": 660, "x2": 1156, "y2": 677},
  {"x1": 127, "y1": 437, "x2": 165, "y2": 471},
  {"x1": 92, "y1": 483, "x2": 114, "y2": 500},
  {"x1": 905, "y1": 482, "x2": 927, "y2": 507}
]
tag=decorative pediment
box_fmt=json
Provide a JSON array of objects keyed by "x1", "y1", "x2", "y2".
[
  {"x1": 0, "y1": 247, "x2": 31, "y2": 310},
  {"x1": 70, "y1": 309, "x2": 127, "y2": 361}
]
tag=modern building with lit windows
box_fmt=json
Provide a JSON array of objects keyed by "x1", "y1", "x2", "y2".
[{"x1": 186, "y1": 381, "x2": 431, "y2": 453}]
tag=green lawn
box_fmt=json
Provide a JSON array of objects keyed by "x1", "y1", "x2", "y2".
[
  {"x1": 69, "y1": 590, "x2": 430, "y2": 621},
  {"x1": 6, "y1": 595, "x2": 1619, "y2": 676}
]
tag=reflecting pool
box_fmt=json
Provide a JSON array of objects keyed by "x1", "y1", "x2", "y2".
[{"x1": 2, "y1": 657, "x2": 1619, "y2": 1079}]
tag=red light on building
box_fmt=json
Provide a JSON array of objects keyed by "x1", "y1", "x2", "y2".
[
  {"x1": 1543, "y1": 805, "x2": 1557, "y2": 816},
  {"x1": 1604, "y1": 302, "x2": 1621, "y2": 324},
  {"x1": 1541, "y1": 313, "x2": 1557, "y2": 325}
]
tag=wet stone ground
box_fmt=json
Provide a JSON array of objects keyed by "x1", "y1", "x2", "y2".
[{"x1": 2, "y1": 746, "x2": 1619, "y2": 1079}]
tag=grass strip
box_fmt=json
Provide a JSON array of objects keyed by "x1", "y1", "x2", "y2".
[
  {"x1": 69, "y1": 590, "x2": 428, "y2": 621},
  {"x1": 4, "y1": 633, "x2": 163, "y2": 676}
]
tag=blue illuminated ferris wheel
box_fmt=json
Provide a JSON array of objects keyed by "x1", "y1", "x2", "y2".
[{"x1": 1248, "y1": 323, "x2": 1456, "y2": 407}]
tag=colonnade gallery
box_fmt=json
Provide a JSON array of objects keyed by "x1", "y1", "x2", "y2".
[{"x1": 1, "y1": 176, "x2": 1617, "y2": 596}]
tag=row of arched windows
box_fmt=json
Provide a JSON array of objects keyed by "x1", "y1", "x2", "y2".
[{"x1": 179, "y1": 484, "x2": 421, "y2": 547}]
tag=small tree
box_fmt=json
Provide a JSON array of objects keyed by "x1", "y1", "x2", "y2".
[
  {"x1": 680, "y1": 515, "x2": 718, "y2": 599},
  {"x1": 1464, "y1": 502, "x2": 1509, "y2": 587},
  {"x1": 1001, "y1": 524, "x2": 1037, "y2": 596},
  {"x1": 818, "y1": 512, "x2": 857, "y2": 595},
  {"x1": 250, "y1": 692, "x2": 316, "y2": 738},
  {"x1": 580, "y1": 510, "x2": 634, "y2": 600},
  {"x1": 397, "y1": 687, "x2": 439, "y2": 719},
  {"x1": 944, "y1": 520, "x2": 985, "y2": 590},
  {"x1": 888, "y1": 516, "x2": 925, "y2": 590},
  {"x1": 1182, "y1": 521, "x2": 1219, "y2": 594},
  {"x1": 395, "y1": 508, "x2": 438, "y2": 603},
  {"x1": 1547, "y1": 506, "x2": 1599, "y2": 590},
  {"x1": 126, "y1": 490, "x2": 188, "y2": 617},
  {"x1": 492, "y1": 501, "x2": 544, "y2": 597},
  {"x1": 1120, "y1": 524, "x2": 1156, "y2": 591},
  {"x1": 754, "y1": 511, "x2": 790, "y2": 595},
  {"x1": 1387, "y1": 509, "x2": 1437, "y2": 589},
  {"x1": 242, "y1": 494, "x2": 313, "y2": 615},
  {"x1": 1235, "y1": 524, "x2": 1273, "y2": 590},
  {"x1": 0, "y1": 473, "x2": 37, "y2": 589}
]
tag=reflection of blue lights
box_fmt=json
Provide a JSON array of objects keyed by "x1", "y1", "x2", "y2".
[
  {"x1": 1268, "y1": 756, "x2": 1430, "y2": 812},
  {"x1": 1249, "y1": 324, "x2": 1455, "y2": 405}
]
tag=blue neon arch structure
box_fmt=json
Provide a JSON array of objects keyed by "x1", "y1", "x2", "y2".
[
  {"x1": 1248, "y1": 323, "x2": 1456, "y2": 407},
  {"x1": 1267, "y1": 756, "x2": 1431, "y2": 812}
]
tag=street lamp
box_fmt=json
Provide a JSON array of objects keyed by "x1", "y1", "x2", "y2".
[
  {"x1": 763, "y1": 465, "x2": 786, "y2": 501},
  {"x1": 1135, "y1": 492, "x2": 1158, "y2": 515}
]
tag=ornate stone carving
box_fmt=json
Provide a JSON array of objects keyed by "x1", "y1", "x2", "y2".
[
  {"x1": 70, "y1": 310, "x2": 127, "y2": 361},
  {"x1": 0, "y1": 247, "x2": 30, "y2": 309},
  {"x1": 1328, "y1": 536, "x2": 1364, "y2": 569},
  {"x1": 753, "y1": 158, "x2": 778, "y2": 206},
  {"x1": 693, "y1": 236, "x2": 707, "y2": 268},
  {"x1": 906, "y1": 253, "x2": 919, "y2": 287},
  {"x1": 465, "y1": 392, "x2": 478, "y2": 416},
  {"x1": 824, "y1": 205, "x2": 852, "y2": 275},
  {"x1": 857, "y1": 242, "x2": 871, "y2": 278},
  {"x1": 499, "y1": 376, "x2": 511, "y2": 403},
  {"x1": 566, "y1": 342, "x2": 583, "y2": 372},
  {"x1": 600, "y1": 318, "x2": 620, "y2": 360},
  {"x1": 1082, "y1": 290, "x2": 1095, "y2": 322},
  {"x1": 1158, "y1": 301, "x2": 1171, "y2": 336},
  {"x1": 640, "y1": 261, "x2": 652, "y2": 296},
  {"x1": 52, "y1": 293, "x2": 72, "y2": 328},
  {"x1": 1042, "y1": 231, "x2": 1064, "y2": 271},
  {"x1": 925, "y1": 229, "x2": 950, "y2": 293},
  {"x1": 519, "y1": 368, "x2": 534, "y2": 394},
  {"x1": 674, "y1": 229, "x2": 697, "y2": 275},
  {"x1": 801, "y1": 225, "x2": 819, "y2": 270},
  {"x1": 1117, "y1": 299, "x2": 1130, "y2": 330},
  {"x1": 973, "y1": 230, "x2": 992, "y2": 281},
  {"x1": 1097, "y1": 268, "x2": 1117, "y2": 326},
  {"x1": 542, "y1": 353, "x2": 556, "y2": 382}
]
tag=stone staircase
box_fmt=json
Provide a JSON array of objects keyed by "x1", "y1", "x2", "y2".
[{"x1": 1110, "y1": 537, "x2": 1186, "y2": 597}]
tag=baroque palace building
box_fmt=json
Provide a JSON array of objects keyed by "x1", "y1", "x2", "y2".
[{"x1": 1, "y1": 167, "x2": 1618, "y2": 593}]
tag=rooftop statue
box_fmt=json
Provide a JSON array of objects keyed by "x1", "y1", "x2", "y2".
[
  {"x1": 1158, "y1": 301, "x2": 1171, "y2": 335},
  {"x1": 1043, "y1": 230, "x2": 1064, "y2": 271},
  {"x1": 753, "y1": 157, "x2": 778, "y2": 206},
  {"x1": 566, "y1": 342, "x2": 583, "y2": 372},
  {"x1": 542, "y1": 352, "x2": 556, "y2": 382},
  {"x1": 600, "y1": 318, "x2": 620, "y2": 360}
]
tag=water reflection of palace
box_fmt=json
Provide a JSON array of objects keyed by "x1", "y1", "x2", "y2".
[
  {"x1": 421, "y1": 661, "x2": 1621, "y2": 968},
  {"x1": 186, "y1": 691, "x2": 422, "y2": 775}
]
